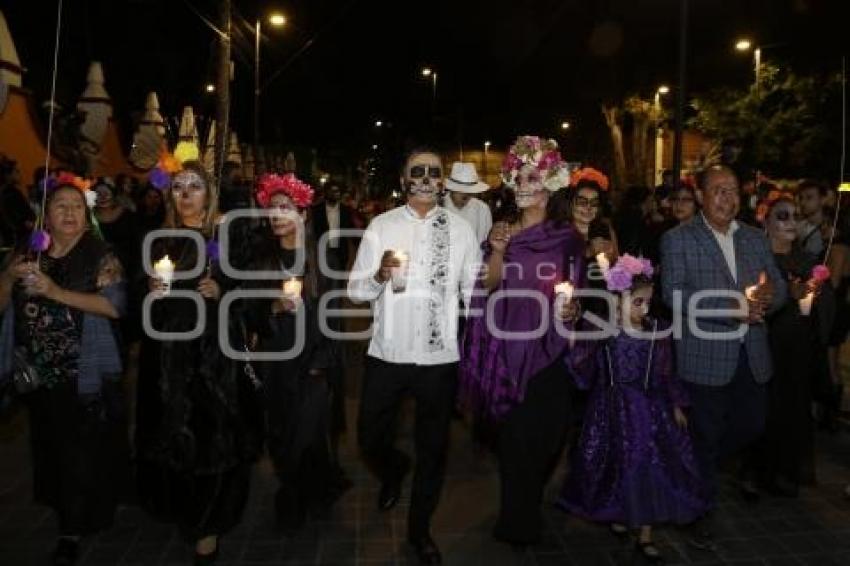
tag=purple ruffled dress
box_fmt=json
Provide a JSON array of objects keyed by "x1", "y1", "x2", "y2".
[{"x1": 556, "y1": 325, "x2": 708, "y2": 526}]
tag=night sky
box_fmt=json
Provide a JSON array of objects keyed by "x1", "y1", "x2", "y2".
[{"x1": 4, "y1": 0, "x2": 849, "y2": 167}]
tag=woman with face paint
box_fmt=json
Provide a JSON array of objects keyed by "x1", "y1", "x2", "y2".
[
  {"x1": 556, "y1": 255, "x2": 706, "y2": 564},
  {"x1": 459, "y1": 136, "x2": 583, "y2": 547},
  {"x1": 242, "y1": 173, "x2": 349, "y2": 531},
  {"x1": 0, "y1": 177, "x2": 127, "y2": 566},
  {"x1": 746, "y1": 194, "x2": 826, "y2": 497},
  {"x1": 135, "y1": 161, "x2": 260, "y2": 564}
]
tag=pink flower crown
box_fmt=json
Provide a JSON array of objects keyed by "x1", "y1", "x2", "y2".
[
  {"x1": 255, "y1": 173, "x2": 314, "y2": 209},
  {"x1": 604, "y1": 254, "x2": 655, "y2": 292},
  {"x1": 500, "y1": 135, "x2": 571, "y2": 192}
]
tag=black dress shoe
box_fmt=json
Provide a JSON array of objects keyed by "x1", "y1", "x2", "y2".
[
  {"x1": 409, "y1": 535, "x2": 442, "y2": 565},
  {"x1": 51, "y1": 538, "x2": 79, "y2": 566},
  {"x1": 193, "y1": 546, "x2": 218, "y2": 565},
  {"x1": 377, "y1": 457, "x2": 411, "y2": 511}
]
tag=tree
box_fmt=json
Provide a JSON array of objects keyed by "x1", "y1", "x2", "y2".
[
  {"x1": 689, "y1": 63, "x2": 843, "y2": 179},
  {"x1": 602, "y1": 96, "x2": 664, "y2": 191}
]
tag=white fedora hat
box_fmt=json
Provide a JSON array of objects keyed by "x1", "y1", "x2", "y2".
[{"x1": 445, "y1": 162, "x2": 490, "y2": 194}]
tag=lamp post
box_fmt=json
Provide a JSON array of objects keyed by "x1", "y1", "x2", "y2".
[
  {"x1": 735, "y1": 38, "x2": 761, "y2": 97},
  {"x1": 654, "y1": 85, "x2": 670, "y2": 185},
  {"x1": 421, "y1": 67, "x2": 437, "y2": 115},
  {"x1": 255, "y1": 11, "x2": 286, "y2": 166},
  {"x1": 483, "y1": 140, "x2": 491, "y2": 178}
]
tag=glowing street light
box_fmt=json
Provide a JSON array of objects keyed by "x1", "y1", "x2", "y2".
[
  {"x1": 375, "y1": 120, "x2": 383, "y2": 127},
  {"x1": 205, "y1": 84, "x2": 215, "y2": 93},
  {"x1": 372, "y1": 144, "x2": 378, "y2": 150},
  {"x1": 268, "y1": 13, "x2": 287, "y2": 27},
  {"x1": 561, "y1": 121, "x2": 571, "y2": 130},
  {"x1": 657, "y1": 85, "x2": 670, "y2": 95},
  {"x1": 420, "y1": 67, "x2": 438, "y2": 113},
  {"x1": 735, "y1": 38, "x2": 753, "y2": 52},
  {"x1": 421, "y1": 67, "x2": 433, "y2": 77},
  {"x1": 484, "y1": 141, "x2": 491, "y2": 149}
]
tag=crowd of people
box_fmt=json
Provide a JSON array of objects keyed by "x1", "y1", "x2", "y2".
[{"x1": 0, "y1": 136, "x2": 848, "y2": 566}]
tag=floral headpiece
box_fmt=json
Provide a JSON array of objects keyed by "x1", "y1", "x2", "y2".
[
  {"x1": 570, "y1": 167, "x2": 610, "y2": 192},
  {"x1": 255, "y1": 173, "x2": 314, "y2": 209},
  {"x1": 148, "y1": 141, "x2": 201, "y2": 190},
  {"x1": 47, "y1": 172, "x2": 97, "y2": 208},
  {"x1": 755, "y1": 189, "x2": 794, "y2": 224},
  {"x1": 501, "y1": 135, "x2": 570, "y2": 192},
  {"x1": 604, "y1": 254, "x2": 655, "y2": 292}
]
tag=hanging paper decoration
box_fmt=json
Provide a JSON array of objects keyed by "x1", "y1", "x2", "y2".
[{"x1": 174, "y1": 141, "x2": 200, "y2": 164}]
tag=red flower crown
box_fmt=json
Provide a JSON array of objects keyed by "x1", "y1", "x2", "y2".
[
  {"x1": 570, "y1": 167, "x2": 610, "y2": 192},
  {"x1": 755, "y1": 189, "x2": 794, "y2": 224},
  {"x1": 255, "y1": 173, "x2": 314, "y2": 209}
]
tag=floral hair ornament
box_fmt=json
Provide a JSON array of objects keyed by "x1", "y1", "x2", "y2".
[
  {"x1": 604, "y1": 254, "x2": 655, "y2": 292},
  {"x1": 755, "y1": 189, "x2": 794, "y2": 224},
  {"x1": 255, "y1": 173, "x2": 314, "y2": 209},
  {"x1": 570, "y1": 167, "x2": 610, "y2": 192},
  {"x1": 147, "y1": 142, "x2": 201, "y2": 191},
  {"x1": 501, "y1": 135, "x2": 571, "y2": 192},
  {"x1": 52, "y1": 172, "x2": 97, "y2": 208}
]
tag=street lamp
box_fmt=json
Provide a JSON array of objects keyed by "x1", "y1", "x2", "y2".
[
  {"x1": 561, "y1": 121, "x2": 571, "y2": 130},
  {"x1": 734, "y1": 37, "x2": 761, "y2": 96},
  {"x1": 372, "y1": 144, "x2": 378, "y2": 150},
  {"x1": 483, "y1": 141, "x2": 491, "y2": 177},
  {"x1": 421, "y1": 67, "x2": 438, "y2": 114},
  {"x1": 657, "y1": 85, "x2": 670, "y2": 95},
  {"x1": 255, "y1": 11, "x2": 287, "y2": 162},
  {"x1": 375, "y1": 120, "x2": 383, "y2": 127},
  {"x1": 654, "y1": 86, "x2": 670, "y2": 184},
  {"x1": 205, "y1": 83, "x2": 215, "y2": 93}
]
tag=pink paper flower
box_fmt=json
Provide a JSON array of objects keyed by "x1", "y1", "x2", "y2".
[
  {"x1": 605, "y1": 266, "x2": 634, "y2": 292},
  {"x1": 639, "y1": 257, "x2": 655, "y2": 278},
  {"x1": 618, "y1": 254, "x2": 645, "y2": 276},
  {"x1": 812, "y1": 264, "x2": 831, "y2": 282}
]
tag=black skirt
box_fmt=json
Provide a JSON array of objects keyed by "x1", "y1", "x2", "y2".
[{"x1": 26, "y1": 380, "x2": 129, "y2": 536}]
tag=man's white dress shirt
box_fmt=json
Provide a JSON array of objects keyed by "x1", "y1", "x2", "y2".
[
  {"x1": 443, "y1": 195, "x2": 493, "y2": 244},
  {"x1": 347, "y1": 204, "x2": 481, "y2": 366}
]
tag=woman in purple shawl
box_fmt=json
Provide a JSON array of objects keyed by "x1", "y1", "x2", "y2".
[{"x1": 459, "y1": 136, "x2": 583, "y2": 546}]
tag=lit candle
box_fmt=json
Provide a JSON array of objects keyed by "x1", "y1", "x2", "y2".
[
  {"x1": 282, "y1": 277, "x2": 303, "y2": 301},
  {"x1": 153, "y1": 255, "x2": 174, "y2": 296},
  {"x1": 391, "y1": 250, "x2": 409, "y2": 292},
  {"x1": 596, "y1": 252, "x2": 610, "y2": 275},
  {"x1": 745, "y1": 285, "x2": 758, "y2": 301},
  {"x1": 798, "y1": 291, "x2": 814, "y2": 316},
  {"x1": 555, "y1": 281, "x2": 575, "y2": 302}
]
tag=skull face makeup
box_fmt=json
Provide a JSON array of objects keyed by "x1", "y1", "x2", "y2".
[
  {"x1": 514, "y1": 165, "x2": 547, "y2": 209},
  {"x1": 402, "y1": 152, "x2": 444, "y2": 205},
  {"x1": 170, "y1": 168, "x2": 209, "y2": 227}
]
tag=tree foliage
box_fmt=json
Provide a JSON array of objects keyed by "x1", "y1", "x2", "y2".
[{"x1": 689, "y1": 63, "x2": 843, "y2": 179}]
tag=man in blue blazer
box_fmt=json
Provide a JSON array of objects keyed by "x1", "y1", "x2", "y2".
[{"x1": 661, "y1": 165, "x2": 787, "y2": 549}]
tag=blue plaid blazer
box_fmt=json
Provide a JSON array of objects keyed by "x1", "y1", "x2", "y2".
[{"x1": 660, "y1": 214, "x2": 787, "y2": 386}]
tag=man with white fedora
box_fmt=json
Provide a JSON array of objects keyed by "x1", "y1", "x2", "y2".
[{"x1": 443, "y1": 162, "x2": 492, "y2": 243}]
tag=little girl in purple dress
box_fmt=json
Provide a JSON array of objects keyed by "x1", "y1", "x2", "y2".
[{"x1": 556, "y1": 255, "x2": 706, "y2": 563}]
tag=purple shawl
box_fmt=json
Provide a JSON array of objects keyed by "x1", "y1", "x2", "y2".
[{"x1": 459, "y1": 221, "x2": 585, "y2": 420}]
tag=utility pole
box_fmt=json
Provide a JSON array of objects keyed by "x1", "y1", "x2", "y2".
[
  {"x1": 214, "y1": 0, "x2": 232, "y2": 192},
  {"x1": 673, "y1": 0, "x2": 688, "y2": 187}
]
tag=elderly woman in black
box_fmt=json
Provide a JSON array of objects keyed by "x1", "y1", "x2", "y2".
[{"x1": 0, "y1": 176, "x2": 126, "y2": 566}]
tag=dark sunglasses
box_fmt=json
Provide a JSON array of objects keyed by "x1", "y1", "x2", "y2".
[{"x1": 409, "y1": 165, "x2": 443, "y2": 179}]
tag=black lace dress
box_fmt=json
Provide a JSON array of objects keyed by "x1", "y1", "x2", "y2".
[{"x1": 135, "y1": 230, "x2": 261, "y2": 541}]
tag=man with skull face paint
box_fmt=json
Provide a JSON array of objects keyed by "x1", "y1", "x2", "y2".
[{"x1": 348, "y1": 148, "x2": 480, "y2": 564}]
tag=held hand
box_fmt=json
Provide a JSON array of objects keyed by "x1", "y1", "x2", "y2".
[
  {"x1": 149, "y1": 277, "x2": 167, "y2": 295},
  {"x1": 673, "y1": 407, "x2": 688, "y2": 430},
  {"x1": 375, "y1": 250, "x2": 400, "y2": 284},
  {"x1": 754, "y1": 271, "x2": 774, "y2": 307},
  {"x1": 488, "y1": 222, "x2": 511, "y2": 254},
  {"x1": 4, "y1": 256, "x2": 29, "y2": 284},
  {"x1": 589, "y1": 237, "x2": 614, "y2": 259},
  {"x1": 555, "y1": 296, "x2": 581, "y2": 323},
  {"x1": 271, "y1": 298, "x2": 299, "y2": 314},
  {"x1": 197, "y1": 277, "x2": 221, "y2": 300},
  {"x1": 24, "y1": 269, "x2": 59, "y2": 300}
]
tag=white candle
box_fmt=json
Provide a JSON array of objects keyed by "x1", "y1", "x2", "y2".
[
  {"x1": 282, "y1": 277, "x2": 303, "y2": 301},
  {"x1": 391, "y1": 250, "x2": 409, "y2": 292},
  {"x1": 153, "y1": 255, "x2": 174, "y2": 295},
  {"x1": 799, "y1": 291, "x2": 814, "y2": 316},
  {"x1": 555, "y1": 281, "x2": 575, "y2": 301},
  {"x1": 596, "y1": 252, "x2": 610, "y2": 275}
]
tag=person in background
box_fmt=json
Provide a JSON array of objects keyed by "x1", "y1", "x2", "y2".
[
  {"x1": 0, "y1": 155, "x2": 36, "y2": 254},
  {"x1": 671, "y1": 184, "x2": 699, "y2": 225},
  {"x1": 615, "y1": 185, "x2": 659, "y2": 263},
  {"x1": 113, "y1": 174, "x2": 138, "y2": 213},
  {"x1": 797, "y1": 180, "x2": 829, "y2": 258},
  {"x1": 0, "y1": 176, "x2": 127, "y2": 566},
  {"x1": 218, "y1": 161, "x2": 251, "y2": 213},
  {"x1": 348, "y1": 147, "x2": 480, "y2": 565},
  {"x1": 442, "y1": 162, "x2": 493, "y2": 244}
]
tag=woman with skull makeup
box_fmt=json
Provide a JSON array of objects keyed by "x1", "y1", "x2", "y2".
[
  {"x1": 241, "y1": 173, "x2": 346, "y2": 531},
  {"x1": 135, "y1": 161, "x2": 260, "y2": 564},
  {"x1": 459, "y1": 136, "x2": 584, "y2": 547},
  {"x1": 746, "y1": 193, "x2": 828, "y2": 496}
]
